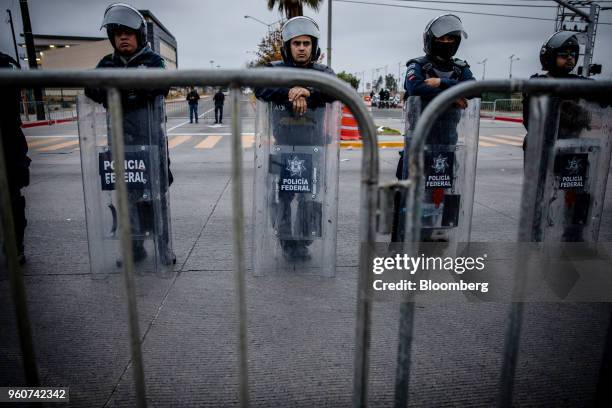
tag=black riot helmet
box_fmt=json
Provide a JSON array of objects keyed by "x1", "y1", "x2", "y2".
[
  {"x1": 101, "y1": 3, "x2": 147, "y2": 50},
  {"x1": 540, "y1": 31, "x2": 580, "y2": 74},
  {"x1": 280, "y1": 16, "x2": 321, "y2": 65},
  {"x1": 423, "y1": 14, "x2": 467, "y2": 62}
]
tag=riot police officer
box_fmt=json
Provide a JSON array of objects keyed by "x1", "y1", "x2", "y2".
[
  {"x1": 255, "y1": 16, "x2": 337, "y2": 261},
  {"x1": 522, "y1": 31, "x2": 588, "y2": 154},
  {"x1": 522, "y1": 31, "x2": 599, "y2": 243},
  {"x1": 394, "y1": 14, "x2": 474, "y2": 242},
  {"x1": 403, "y1": 14, "x2": 473, "y2": 145},
  {"x1": 85, "y1": 3, "x2": 175, "y2": 265},
  {"x1": 0, "y1": 52, "x2": 31, "y2": 265}
]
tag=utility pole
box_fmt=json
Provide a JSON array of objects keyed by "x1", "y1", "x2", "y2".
[
  {"x1": 508, "y1": 54, "x2": 519, "y2": 79},
  {"x1": 477, "y1": 58, "x2": 487, "y2": 80},
  {"x1": 19, "y1": 0, "x2": 45, "y2": 120},
  {"x1": 6, "y1": 9, "x2": 20, "y2": 62},
  {"x1": 582, "y1": 3, "x2": 598, "y2": 76},
  {"x1": 554, "y1": 0, "x2": 600, "y2": 77},
  {"x1": 327, "y1": 0, "x2": 332, "y2": 68}
]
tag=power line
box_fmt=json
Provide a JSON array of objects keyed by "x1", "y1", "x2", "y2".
[
  {"x1": 334, "y1": 0, "x2": 555, "y2": 20},
  {"x1": 387, "y1": 0, "x2": 558, "y2": 8},
  {"x1": 333, "y1": 0, "x2": 612, "y2": 24}
]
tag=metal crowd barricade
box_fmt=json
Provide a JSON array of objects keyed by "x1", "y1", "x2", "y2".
[
  {"x1": 2, "y1": 69, "x2": 611, "y2": 407},
  {"x1": 0, "y1": 68, "x2": 378, "y2": 408},
  {"x1": 400, "y1": 78, "x2": 612, "y2": 408}
]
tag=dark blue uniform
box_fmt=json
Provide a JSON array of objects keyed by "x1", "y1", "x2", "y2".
[
  {"x1": 397, "y1": 55, "x2": 474, "y2": 178},
  {"x1": 255, "y1": 60, "x2": 336, "y2": 107},
  {"x1": 85, "y1": 46, "x2": 173, "y2": 263},
  {"x1": 0, "y1": 52, "x2": 31, "y2": 260},
  {"x1": 255, "y1": 60, "x2": 336, "y2": 258},
  {"x1": 522, "y1": 72, "x2": 588, "y2": 152}
]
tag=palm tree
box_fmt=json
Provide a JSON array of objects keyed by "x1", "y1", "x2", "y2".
[{"x1": 267, "y1": 0, "x2": 323, "y2": 19}]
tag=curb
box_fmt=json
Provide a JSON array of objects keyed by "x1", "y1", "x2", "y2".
[
  {"x1": 21, "y1": 117, "x2": 76, "y2": 128},
  {"x1": 481, "y1": 114, "x2": 523, "y2": 123}
]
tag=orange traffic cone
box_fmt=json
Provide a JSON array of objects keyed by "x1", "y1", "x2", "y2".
[{"x1": 340, "y1": 105, "x2": 360, "y2": 140}]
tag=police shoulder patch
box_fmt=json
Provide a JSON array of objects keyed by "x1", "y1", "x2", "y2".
[{"x1": 453, "y1": 58, "x2": 470, "y2": 69}]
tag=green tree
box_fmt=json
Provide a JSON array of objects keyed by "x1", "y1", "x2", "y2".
[
  {"x1": 267, "y1": 0, "x2": 323, "y2": 18},
  {"x1": 336, "y1": 71, "x2": 360, "y2": 90},
  {"x1": 385, "y1": 74, "x2": 398, "y2": 92},
  {"x1": 249, "y1": 26, "x2": 284, "y2": 67}
]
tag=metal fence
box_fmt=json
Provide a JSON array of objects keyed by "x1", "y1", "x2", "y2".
[
  {"x1": 1, "y1": 70, "x2": 611, "y2": 407},
  {"x1": 403, "y1": 78, "x2": 612, "y2": 408},
  {"x1": 0, "y1": 68, "x2": 378, "y2": 408},
  {"x1": 20, "y1": 101, "x2": 78, "y2": 123},
  {"x1": 480, "y1": 98, "x2": 522, "y2": 120}
]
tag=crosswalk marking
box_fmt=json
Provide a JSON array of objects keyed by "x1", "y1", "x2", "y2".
[
  {"x1": 36, "y1": 140, "x2": 79, "y2": 152},
  {"x1": 195, "y1": 135, "x2": 222, "y2": 149},
  {"x1": 489, "y1": 134, "x2": 524, "y2": 142},
  {"x1": 27, "y1": 137, "x2": 65, "y2": 147},
  {"x1": 168, "y1": 135, "x2": 192, "y2": 149},
  {"x1": 479, "y1": 135, "x2": 523, "y2": 147},
  {"x1": 242, "y1": 135, "x2": 255, "y2": 148},
  {"x1": 26, "y1": 133, "x2": 526, "y2": 152}
]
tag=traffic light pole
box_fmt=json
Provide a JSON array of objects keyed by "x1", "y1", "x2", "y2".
[
  {"x1": 582, "y1": 3, "x2": 598, "y2": 77},
  {"x1": 19, "y1": 0, "x2": 45, "y2": 120}
]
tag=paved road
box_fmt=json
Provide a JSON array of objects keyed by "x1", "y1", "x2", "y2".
[{"x1": 1, "y1": 102, "x2": 610, "y2": 406}]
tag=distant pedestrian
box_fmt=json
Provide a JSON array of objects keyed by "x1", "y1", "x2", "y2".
[
  {"x1": 186, "y1": 87, "x2": 200, "y2": 123},
  {"x1": 0, "y1": 51, "x2": 31, "y2": 265},
  {"x1": 214, "y1": 88, "x2": 225, "y2": 124}
]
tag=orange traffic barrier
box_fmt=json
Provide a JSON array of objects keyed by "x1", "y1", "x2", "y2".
[
  {"x1": 364, "y1": 95, "x2": 372, "y2": 112},
  {"x1": 340, "y1": 105, "x2": 360, "y2": 140}
]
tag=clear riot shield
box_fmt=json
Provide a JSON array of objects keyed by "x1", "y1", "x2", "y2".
[
  {"x1": 398, "y1": 96, "x2": 480, "y2": 242},
  {"x1": 538, "y1": 99, "x2": 612, "y2": 242},
  {"x1": 77, "y1": 94, "x2": 174, "y2": 276},
  {"x1": 253, "y1": 101, "x2": 341, "y2": 277}
]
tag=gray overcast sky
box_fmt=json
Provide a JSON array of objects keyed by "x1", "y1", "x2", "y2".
[{"x1": 2, "y1": 0, "x2": 611, "y2": 87}]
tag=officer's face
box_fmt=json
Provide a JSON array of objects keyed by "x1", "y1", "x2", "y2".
[
  {"x1": 435, "y1": 35, "x2": 456, "y2": 44},
  {"x1": 114, "y1": 29, "x2": 138, "y2": 56},
  {"x1": 556, "y1": 49, "x2": 577, "y2": 71},
  {"x1": 290, "y1": 35, "x2": 313, "y2": 65}
]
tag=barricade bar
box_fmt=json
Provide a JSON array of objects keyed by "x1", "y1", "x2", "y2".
[
  {"x1": 107, "y1": 88, "x2": 148, "y2": 408},
  {"x1": 230, "y1": 86, "x2": 249, "y2": 408}
]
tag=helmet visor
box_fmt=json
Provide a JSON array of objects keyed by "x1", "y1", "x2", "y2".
[
  {"x1": 282, "y1": 16, "x2": 320, "y2": 42},
  {"x1": 429, "y1": 15, "x2": 467, "y2": 39},
  {"x1": 547, "y1": 31, "x2": 578, "y2": 50},
  {"x1": 101, "y1": 4, "x2": 144, "y2": 30}
]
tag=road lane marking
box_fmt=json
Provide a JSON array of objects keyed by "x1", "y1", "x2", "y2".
[
  {"x1": 479, "y1": 135, "x2": 522, "y2": 147},
  {"x1": 168, "y1": 135, "x2": 192, "y2": 149},
  {"x1": 489, "y1": 134, "x2": 524, "y2": 142},
  {"x1": 195, "y1": 135, "x2": 222, "y2": 149},
  {"x1": 242, "y1": 135, "x2": 254, "y2": 148},
  {"x1": 478, "y1": 141, "x2": 497, "y2": 147},
  {"x1": 27, "y1": 137, "x2": 66, "y2": 147},
  {"x1": 166, "y1": 107, "x2": 214, "y2": 132},
  {"x1": 36, "y1": 140, "x2": 79, "y2": 152}
]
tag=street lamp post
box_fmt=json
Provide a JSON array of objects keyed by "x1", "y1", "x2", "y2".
[
  {"x1": 509, "y1": 54, "x2": 520, "y2": 79},
  {"x1": 477, "y1": 58, "x2": 487, "y2": 80},
  {"x1": 244, "y1": 15, "x2": 280, "y2": 33}
]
